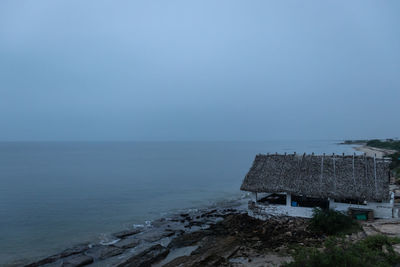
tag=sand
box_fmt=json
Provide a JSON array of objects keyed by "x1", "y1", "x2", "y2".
[{"x1": 354, "y1": 145, "x2": 396, "y2": 158}]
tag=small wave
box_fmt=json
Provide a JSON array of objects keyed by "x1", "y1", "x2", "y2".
[
  {"x1": 133, "y1": 224, "x2": 145, "y2": 228},
  {"x1": 100, "y1": 239, "x2": 120, "y2": 246},
  {"x1": 187, "y1": 208, "x2": 199, "y2": 212}
]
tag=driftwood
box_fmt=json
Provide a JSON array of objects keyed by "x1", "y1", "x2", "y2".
[{"x1": 240, "y1": 154, "x2": 390, "y2": 202}]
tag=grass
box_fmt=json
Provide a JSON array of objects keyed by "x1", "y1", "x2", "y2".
[
  {"x1": 285, "y1": 235, "x2": 400, "y2": 267},
  {"x1": 285, "y1": 209, "x2": 400, "y2": 266}
]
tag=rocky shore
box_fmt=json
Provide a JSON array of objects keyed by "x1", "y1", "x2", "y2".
[{"x1": 22, "y1": 199, "x2": 326, "y2": 267}]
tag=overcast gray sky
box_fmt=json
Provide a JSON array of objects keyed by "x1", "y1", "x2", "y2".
[{"x1": 0, "y1": 1, "x2": 399, "y2": 141}]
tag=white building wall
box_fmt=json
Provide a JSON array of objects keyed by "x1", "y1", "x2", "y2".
[
  {"x1": 249, "y1": 192, "x2": 395, "y2": 219},
  {"x1": 249, "y1": 203, "x2": 314, "y2": 219},
  {"x1": 329, "y1": 200, "x2": 393, "y2": 219}
]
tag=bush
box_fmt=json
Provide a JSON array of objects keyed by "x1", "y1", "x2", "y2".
[
  {"x1": 366, "y1": 139, "x2": 400, "y2": 151},
  {"x1": 309, "y1": 208, "x2": 360, "y2": 235},
  {"x1": 285, "y1": 235, "x2": 400, "y2": 267}
]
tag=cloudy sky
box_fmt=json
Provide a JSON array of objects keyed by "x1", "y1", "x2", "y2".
[{"x1": 0, "y1": 1, "x2": 399, "y2": 141}]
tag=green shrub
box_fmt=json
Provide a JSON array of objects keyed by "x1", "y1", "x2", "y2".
[
  {"x1": 309, "y1": 208, "x2": 360, "y2": 235},
  {"x1": 285, "y1": 235, "x2": 400, "y2": 267},
  {"x1": 366, "y1": 139, "x2": 400, "y2": 151},
  {"x1": 388, "y1": 152, "x2": 400, "y2": 180}
]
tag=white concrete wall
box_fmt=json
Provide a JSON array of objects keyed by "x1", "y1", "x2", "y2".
[
  {"x1": 248, "y1": 192, "x2": 395, "y2": 219},
  {"x1": 329, "y1": 199, "x2": 393, "y2": 219},
  {"x1": 251, "y1": 203, "x2": 314, "y2": 218}
]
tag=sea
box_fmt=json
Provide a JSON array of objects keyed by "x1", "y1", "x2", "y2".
[{"x1": 0, "y1": 140, "x2": 358, "y2": 265}]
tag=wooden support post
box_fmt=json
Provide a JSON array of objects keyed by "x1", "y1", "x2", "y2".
[
  {"x1": 333, "y1": 154, "x2": 336, "y2": 192},
  {"x1": 374, "y1": 154, "x2": 377, "y2": 198},
  {"x1": 286, "y1": 193, "x2": 291, "y2": 207},
  {"x1": 320, "y1": 155, "x2": 324, "y2": 192},
  {"x1": 353, "y1": 153, "x2": 356, "y2": 192}
]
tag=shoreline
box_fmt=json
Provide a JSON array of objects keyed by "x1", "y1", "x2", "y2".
[
  {"x1": 23, "y1": 199, "x2": 323, "y2": 267},
  {"x1": 19, "y1": 199, "x2": 250, "y2": 267},
  {"x1": 353, "y1": 145, "x2": 397, "y2": 158},
  {"x1": 12, "y1": 144, "x2": 393, "y2": 266},
  {"x1": 16, "y1": 195, "x2": 396, "y2": 267},
  {"x1": 0, "y1": 140, "x2": 356, "y2": 266}
]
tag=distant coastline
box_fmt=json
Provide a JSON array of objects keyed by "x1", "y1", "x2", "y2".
[
  {"x1": 341, "y1": 138, "x2": 399, "y2": 158},
  {"x1": 347, "y1": 138, "x2": 400, "y2": 184},
  {"x1": 339, "y1": 140, "x2": 368, "y2": 145},
  {"x1": 353, "y1": 145, "x2": 396, "y2": 158}
]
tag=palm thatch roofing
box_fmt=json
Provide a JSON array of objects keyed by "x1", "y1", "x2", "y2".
[{"x1": 241, "y1": 153, "x2": 391, "y2": 202}]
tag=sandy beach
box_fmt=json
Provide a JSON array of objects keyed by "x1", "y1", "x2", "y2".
[{"x1": 353, "y1": 145, "x2": 396, "y2": 158}]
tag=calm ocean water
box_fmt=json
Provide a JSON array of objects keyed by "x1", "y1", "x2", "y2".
[{"x1": 0, "y1": 141, "x2": 357, "y2": 265}]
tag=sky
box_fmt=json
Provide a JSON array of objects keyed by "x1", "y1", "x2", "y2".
[{"x1": 0, "y1": 1, "x2": 399, "y2": 141}]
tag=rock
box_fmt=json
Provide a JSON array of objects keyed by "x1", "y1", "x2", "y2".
[
  {"x1": 25, "y1": 255, "x2": 60, "y2": 267},
  {"x1": 393, "y1": 244, "x2": 400, "y2": 255},
  {"x1": 168, "y1": 231, "x2": 208, "y2": 249},
  {"x1": 285, "y1": 231, "x2": 292, "y2": 237},
  {"x1": 60, "y1": 244, "x2": 90, "y2": 258},
  {"x1": 363, "y1": 225, "x2": 380, "y2": 236},
  {"x1": 358, "y1": 231, "x2": 367, "y2": 239},
  {"x1": 85, "y1": 245, "x2": 124, "y2": 260},
  {"x1": 61, "y1": 254, "x2": 93, "y2": 267},
  {"x1": 139, "y1": 230, "x2": 175, "y2": 242},
  {"x1": 113, "y1": 237, "x2": 141, "y2": 249},
  {"x1": 374, "y1": 223, "x2": 400, "y2": 236},
  {"x1": 382, "y1": 245, "x2": 389, "y2": 254},
  {"x1": 26, "y1": 210, "x2": 321, "y2": 267},
  {"x1": 25, "y1": 244, "x2": 89, "y2": 267},
  {"x1": 152, "y1": 218, "x2": 168, "y2": 227},
  {"x1": 115, "y1": 244, "x2": 169, "y2": 267},
  {"x1": 113, "y1": 229, "x2": 141, "y2": 239}
]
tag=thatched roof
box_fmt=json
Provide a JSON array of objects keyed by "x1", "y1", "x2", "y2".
[{"x1": 241, "y1": 153, "x2": 391, "y2": 202}]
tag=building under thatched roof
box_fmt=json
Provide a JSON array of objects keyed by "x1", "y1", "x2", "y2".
[{"x1": 241, "y1": 153, "x2": 391, "y2": 202}]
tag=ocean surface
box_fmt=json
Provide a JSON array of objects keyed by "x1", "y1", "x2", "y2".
[{"x1": 0, "y1": 141, "x2": 357, "y2": 265}]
